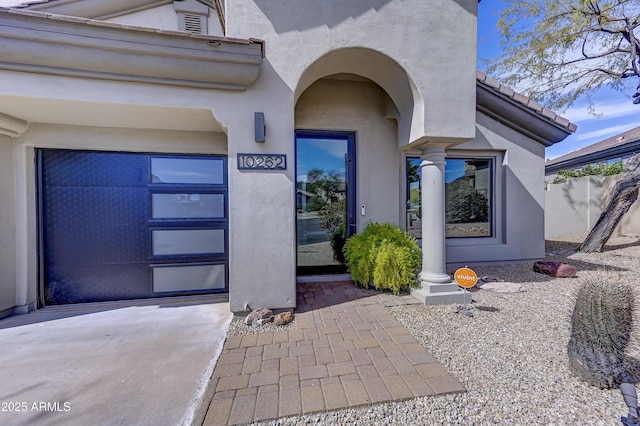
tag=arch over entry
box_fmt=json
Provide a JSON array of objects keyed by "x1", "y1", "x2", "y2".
[{"x1": 295, "y1": 47, "x2": 423, "y2": 147}]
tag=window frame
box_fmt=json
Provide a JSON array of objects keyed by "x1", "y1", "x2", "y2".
[{"x1": 404, "y1": 150, "x2": 503, "y2": 246}]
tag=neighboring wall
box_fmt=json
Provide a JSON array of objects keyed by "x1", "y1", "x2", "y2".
[{"x1": 545, "y1": 175, "x2": 640, "y2": 237}]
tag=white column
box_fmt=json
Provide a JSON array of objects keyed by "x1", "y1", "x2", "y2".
[{"x1": 411, "y1": 144, "x2": 465, "y2": 305}]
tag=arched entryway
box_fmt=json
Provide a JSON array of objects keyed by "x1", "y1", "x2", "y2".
[{"x1": 294, "y1": 69, "x2": 403, "y2": 274}]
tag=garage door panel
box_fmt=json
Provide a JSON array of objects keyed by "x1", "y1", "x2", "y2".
[
  {"x1": 42, "y1": 150, "x2": 147, "y2": 187},
  {"x1": 43, "y1": 186, "x2": 148, "y2": 265},
  {"x1": 45, "y1": 264, "x2": 150, "y2": 305}
]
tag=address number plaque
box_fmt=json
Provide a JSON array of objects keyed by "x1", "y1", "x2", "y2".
[{"x1": 237, "y1": 153, "x2": 286, "y2": 170}]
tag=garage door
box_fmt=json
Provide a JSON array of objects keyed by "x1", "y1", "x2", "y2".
[{"x1": 38, "y1": 149, "x2": 228, "y2": 306}]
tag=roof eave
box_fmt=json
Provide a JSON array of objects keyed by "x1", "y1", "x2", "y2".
[
  {"x1": 0, "y1": 7, "x2": 262, "y2": 91},
  {"x1": 476, "y1": 80, "x2": 574, "y2": 147}
]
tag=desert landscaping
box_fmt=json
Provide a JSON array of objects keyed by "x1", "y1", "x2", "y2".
[{"x1": 226, "y1": 232, "x2": 640, "y2": 425}]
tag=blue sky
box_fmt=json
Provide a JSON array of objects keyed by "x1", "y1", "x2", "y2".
[
  {"x1": 296, "y1": 138, "x2": 347, "y2": 182},
  {"x1": 478, "y1": 2, "x2": 639, "y2": 160}
]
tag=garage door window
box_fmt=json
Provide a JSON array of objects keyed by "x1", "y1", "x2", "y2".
[
  {"x1": 151, "y1": 193, "x2": 225, "y2": 219},
  {"x1": 151, "y1": 157, "x2": 225, "y2": 184}
]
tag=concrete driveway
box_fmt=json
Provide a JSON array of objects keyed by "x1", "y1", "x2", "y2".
[{"x1": 0, "y1": 295, "x2": 232, "y2": 426}]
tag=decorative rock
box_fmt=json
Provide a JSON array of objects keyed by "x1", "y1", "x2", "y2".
[
  {"x1": 274, "y1": 311, "x2": 294, "y2": 326},
  {"x1": 244, "y1": 307, "x2": 273, "y2": 326},
  {"x1": 533, "y1": 261, "x2": 577, "y2": 278}
]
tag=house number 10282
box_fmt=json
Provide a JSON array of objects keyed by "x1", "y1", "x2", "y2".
[{"x1": 237, "y1": 153, "x2": 286, "y2": 170}]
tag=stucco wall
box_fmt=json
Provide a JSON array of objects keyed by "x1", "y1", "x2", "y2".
[
  {"x1": 545, "y1": 175, "x2": 640, "y2": 238},
  {"x1": 0, "y1": 136, "x2": 16, "y2": 318},
  {"x1": 295, "y1": 78, "x2": 400, "y2": 231},
  {"x1": 446, "y1": 111, "x2": 548, "y2": 264},
  {"x1": 225, "y1": 0, "x2": 478, "y2": 148}
]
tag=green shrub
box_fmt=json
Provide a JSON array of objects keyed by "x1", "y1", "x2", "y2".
[
  {"x1": 551, "y1": 161, "x2": 625, "y2": 184},
  {"x1": 344, "y1": 222, "x2": 421, "y2": 294}
]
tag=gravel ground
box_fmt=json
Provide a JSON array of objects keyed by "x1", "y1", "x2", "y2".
[{"x1": 249, "y1": 232, "x2": 640, "y2": 425}]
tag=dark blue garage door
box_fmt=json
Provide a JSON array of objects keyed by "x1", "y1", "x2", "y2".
[{"x1": 38, "y1": 149, "x2": 228, "y2": 306}]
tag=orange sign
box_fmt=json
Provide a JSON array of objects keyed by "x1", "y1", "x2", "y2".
[{"x1": 454, "y1": 267, "x2": 478, "y2": 288}]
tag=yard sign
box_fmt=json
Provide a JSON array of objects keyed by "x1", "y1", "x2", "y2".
[{"x1": 454, "y1": 267, "x2": 478, "y2": 289}]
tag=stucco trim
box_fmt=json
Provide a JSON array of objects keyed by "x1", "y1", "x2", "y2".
[
  {"x1": 0, "y1": 7, "x2": 262, "y2": 90},
  {"x1": 0, "y1": 112, "x2": 28, "y2": 138},
  {"x1": 476, "y1": 81, "x2": 573, "y2": 147}
]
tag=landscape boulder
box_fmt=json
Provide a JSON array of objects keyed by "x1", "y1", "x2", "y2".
[
  {"x1": 274, "y1": 311, "x2": 294, "y2": 326},
  {"x1": 245, "y1": 307, "x2": 273, "y2": 327},
  {"x1": 533, "y1": 261, "x2": 577, "y2": 278}
]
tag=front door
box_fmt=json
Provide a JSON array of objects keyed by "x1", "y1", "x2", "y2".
[{"x1": 295, "y1": 131, "x2": 356, "y2": 274}]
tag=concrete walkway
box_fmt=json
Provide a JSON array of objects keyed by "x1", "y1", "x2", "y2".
[
  {"x1": 0, "y1": 295, "x2": 231, "y2": 426},
  {"x1": 200, "y1": 281, "x2": 464, "y2": 425}
]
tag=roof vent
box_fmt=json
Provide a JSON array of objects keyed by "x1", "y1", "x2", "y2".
[
  {"x1": 183, "y1": 13, "x2": 204, "y2": 34},
  {"x1": 174, "y1": 0, "x2": 209, "y2": 35}
]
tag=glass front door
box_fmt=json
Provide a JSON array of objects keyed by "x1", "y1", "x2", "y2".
[{"x1": 296, "y1": 131, "x2": 356, "y2": 274}]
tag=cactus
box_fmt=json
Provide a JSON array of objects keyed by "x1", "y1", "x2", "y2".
[
  {"x1": 567, "y1": 273, "x2": 635, "y2": 388},
  {"x1": 567, "y1": 273, "x2": 640, "y2": 425}
]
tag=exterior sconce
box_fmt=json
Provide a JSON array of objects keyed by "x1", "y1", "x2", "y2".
[{"x1": 254, "y1": 112, "x2": 265, "y2": 143}]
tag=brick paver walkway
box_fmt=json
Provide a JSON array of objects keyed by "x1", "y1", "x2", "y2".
[{"x1": 201, "y1": 281, "x2": 464, "y2": 425}]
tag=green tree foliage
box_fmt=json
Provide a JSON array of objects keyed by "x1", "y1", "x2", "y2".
[
  {"x1": 318, "y1": 200, "x2": 347, "y2": 264},
  {"x1": 551, "y1": 160, "x2": 625, "y2": 183},
  {"x1": 486, "y1": 0, "x2": 640, "y2": 110},
  {"x1": 297, "y1": 168, "x2": 343, "y2": 212},
  {"x1": 344, "y1": 223, "x2": 421, "y2": 295},
  {"x1": 317, "y1": 199, "x2": 345, "y2": 234},
  {"x1": 445, "y1": 178, "x2": 489, "y2": 223}
]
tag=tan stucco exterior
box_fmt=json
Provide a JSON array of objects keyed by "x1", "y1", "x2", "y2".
[{"x1": 0, "y1": 0, "x2": 572, "y2": 316}]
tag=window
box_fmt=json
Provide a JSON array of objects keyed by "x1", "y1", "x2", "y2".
[
  {"x1": 406, "y1": 156, "x2": 494, "y2": 238},
  {"x1": 445, "y1": 158, "x2": 492, "y2": 237}
]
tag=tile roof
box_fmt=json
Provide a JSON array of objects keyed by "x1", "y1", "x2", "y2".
[
  {"x1": 476, "y1": 71, "x2": 577, "y2": 133},
  {"x1": 546, "y1": 125, "x2": 640, "y2": 166}
]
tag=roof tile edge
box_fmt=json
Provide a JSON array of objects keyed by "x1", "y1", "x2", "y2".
[{"x1": 476, "y1": 70, "x2": 576, "y2": 132}]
